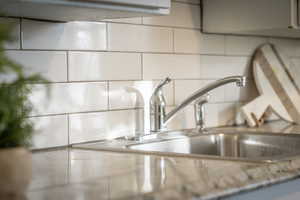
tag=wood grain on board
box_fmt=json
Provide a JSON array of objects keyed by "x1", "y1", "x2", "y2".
[{"x1": 241, "y1": 44, "x2": 300, "y2": 127}]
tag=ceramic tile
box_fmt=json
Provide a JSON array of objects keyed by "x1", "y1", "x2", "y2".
[
  {"x1": 69, "y1": 109, "x2": 143, "y2": 143},
  {"x1": 175, "y1": 80, "x2": 226, "y2": 105},
  {"x1": 29, "y1": 82, "x2": 108, "y2": 116},
  {"x1": 239, "y1": 80, "x2": 258, "y2": 102},
  {"x1": 143, "y1": 54, "x2": 201, "y2": 79},
  {"x1": 143, "y1": 2, "x2": 201, "y2": 29},
  {"x1": 200, "y1": 55, "x2": 250, "y2": 79},
  {"x1": 22, "y1": 19, "x2": 107, "y2": 50},
  {"x1": 269, "y1": 38, "x2": 300, "y2": 58},
  {"x1": 0, "y1": 17, "x2": 20, "y2": 49},
  {"x1": 223, "y1": 80, "x2": 258, "y2": 103},
  {"x1": 107, "y1": 23, "x2": 173, "y2": 52},
  {"x1": 109, "y1": 80, "x2": 174, "y2": 110},
  {"x1": 206, "y1": 103, "x2": 240, "y2": 127},
  {"x1": 174, "y1": 30, "x2": 225, "y2": 54},
  {"x1": 69, "y1": 51, "x2": 141, "y2": 81},
  {"x1": 225, "y1": 36, "x2": 267, "y2": 56},
  {"x1": 104, "y1": 17, "x2": 142, "y2": 24},
  {"x1": 6, "y1": 50, "x2": 67, "y2": 82},
  {"x1": 30, "y1": 115, "x2": 68, "y2": 149},
  {"x1": 166, "y1": 105, "x2": 196, "y2": 129},
  {"x1": 291, "y1": 58, "x2": 300, "y2": 66}
]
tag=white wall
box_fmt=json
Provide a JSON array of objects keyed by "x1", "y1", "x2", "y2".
[{"x1": 2, "y1": 0, "x2": 300, "y2": 149}]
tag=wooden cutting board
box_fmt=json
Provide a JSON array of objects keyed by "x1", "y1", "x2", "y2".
[{"x1": 241, "y1": 44, "x2": 300, "y2": 127}]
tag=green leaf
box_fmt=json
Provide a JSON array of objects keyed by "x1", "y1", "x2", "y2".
[{"x1": 0, "y1": 19, "x2": 48, "y2": 148}]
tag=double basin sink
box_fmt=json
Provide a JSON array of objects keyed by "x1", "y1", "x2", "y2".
[{"x1": 76, "y1": 130, "x2": 300, "y2": 162}]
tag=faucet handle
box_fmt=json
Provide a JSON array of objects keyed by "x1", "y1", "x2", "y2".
[
  {"x1": 194, "y1": 93, "x2": 210, "y2": 131},
  {"x1": 152, "y1": 77, "x2": 171, "y2": 96}
]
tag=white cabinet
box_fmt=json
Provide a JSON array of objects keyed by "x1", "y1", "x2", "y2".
[
  {"x1": 202, "y1": 0, "x2": 300, "y2": 38},
  {"x1": 0, "y1": 0, "x2": 170, "y2": 22}
]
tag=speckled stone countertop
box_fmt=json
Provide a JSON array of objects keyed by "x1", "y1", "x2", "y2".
[{"x1": 27, "y1": 121, "x2": 300, "y2": 200}]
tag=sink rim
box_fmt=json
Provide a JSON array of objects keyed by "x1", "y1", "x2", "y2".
[{"x1": 126, "y1": 131, "x2": 300, "y2": 163}]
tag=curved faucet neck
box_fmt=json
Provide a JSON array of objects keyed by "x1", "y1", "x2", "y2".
[{"x1": 163, "y1": 76, "x2": 246, "y2": 125}]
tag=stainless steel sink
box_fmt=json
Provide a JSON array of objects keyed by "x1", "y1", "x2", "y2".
[{"x1": 128, "y1": 132, "x2": 300, "y2": 162}]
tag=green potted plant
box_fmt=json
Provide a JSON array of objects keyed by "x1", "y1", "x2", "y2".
[{"x1": 0, "y1": 21, "x2": 45, "y2": 196}]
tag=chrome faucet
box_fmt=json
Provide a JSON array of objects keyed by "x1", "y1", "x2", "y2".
[
  {"x1": 150, "y1": 76, "x2": 247, "y2": 132},
  {"x1": 194, "y1": 93, "x2": 210, "y2": 131}
]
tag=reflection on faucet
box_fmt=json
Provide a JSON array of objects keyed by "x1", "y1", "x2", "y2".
[
  {"x1": 124, "y1": 86, "x2": 145, "y2": 137},
  {"x1": 150, "y1": 76, "x2": 247, "y2": 132}
]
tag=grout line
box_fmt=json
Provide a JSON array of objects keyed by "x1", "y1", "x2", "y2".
[
  {"x1": 24, "y1": 77, "x2": 254, "y2": 84},
  {"x1": 27, "y1": 107, "x2": 143, "y2": 118},
  {"x1": 172, "y1": 80, "x2": 176, "y2": 105},
  {"x1": 19, "y1": 18, "x2": 23, "y2": 50},
  {"x1": 66, "y1": 51, "x2": 69, "y2": 82},
  {"x1": 105, "y1": 22, "x2": 109, "y2": 50},
  {"x1": 107, "y1": 81, "x2": 110, "y2": 110},
  {"x1": 141, "y1": 53, "x2": 144, "y2": 80},
  {"x1": 105, "y1": 21, "x2": 201, "y2": 31},
  {"x1": 223, "y1": 34, "x2": 227, "y2": 56},
  {"x1": 172, "y1": 28, "x2": 175, "y2": 53},
  {"x1": 2, "y1": 48, "x2": 256, "y2": 58},
  {"x1": 67, "y1": 148, "x2": 71, "y2": 184},
  {"x1": 67, "y1": 114, "x2": 70, "y2": 145}
]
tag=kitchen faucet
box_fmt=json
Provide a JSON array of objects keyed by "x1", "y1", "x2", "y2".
[
  {"x1": 150, "y1": 76, "x2": 247, "y2": 132},
  {"x1": 194, "y1": 93, "x2": 210, "y2": 131}
]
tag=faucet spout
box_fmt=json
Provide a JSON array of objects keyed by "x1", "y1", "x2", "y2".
[{"x1": 164, "y1": 76, "x2": 246, "y2": 125}]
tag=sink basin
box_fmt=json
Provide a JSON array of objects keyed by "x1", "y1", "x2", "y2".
[{"x1": 128, "y1": 132, "x2": 300, "y2": 162}]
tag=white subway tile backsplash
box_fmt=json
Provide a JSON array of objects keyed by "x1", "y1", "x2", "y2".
[
  {"x1": 200, "y1": 56, "x2": 250, "y2": 79},
  {"x1": 3, "y1": 0, "x2": 300, "y2": 149},
  {"x1": 166, "y1": 105, "x2": 195, "y2": 130},
  {"x1": 109, "y1": 80, "x2": 174, "y2": 109},
  {"x1": 175, "y1": 80, "x2": 227, "y2": 104},
  {"x1": 109, "y1": 81, "x2": 144, "y2": 109},
  {"x1": 6, "y1": 51, "x2": 67, "y2": 82},
  {"x1": 143, "y1": 2, "x2": 201, "y2": 29},
  {"x1": 174, "y1": 30, "x2": 225, "y2": 54},
  {"x1": 206, "y1": 103, "x2": 240, "y2": 127},
  {"x1": 30, "y1": 115, "x2": 68, "y2": 149},
  {"x1": 30, "y1": 82, "x2": 108, "y2": 116},
  {"x1": 69, "y1": 52, "x2": 141, "y2": 81},
  {"x1": 175, "y1": 80, "x2": 205, "y2": 104},
  {"x1": 143, "y1": 54, "x2": 201, "y2": 79},
  {"x1": 239, "y1": 80, "x2": 258, "y2": 102},
  {"x1": 225, "y1": 36, "x2": 267, "y2": 56},
  {"x1": 0, "y1": 18, "x2": 20, "y2": 49},
  {"x1": 291, "y1": 58, "x2": 300, "y2": 66},
  {"x1": 107, "y1": 23, "x2": 173, "y2": 52},
  {"x1": 69, "y1": 110, "x2": 143, "y2": 143},
  {"x1": 104, "y1": 17, "x2": 142, "y2": 24},
  {"x1": 22, "y1": 20, "x2": 107, "y2": 50},
  {"x1": 223, "y1": 82, "x2": 241, "y2": 102}
]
